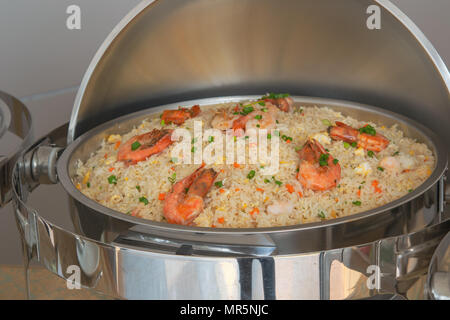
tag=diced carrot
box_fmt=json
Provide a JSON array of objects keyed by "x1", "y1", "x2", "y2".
[
  {"x1": 233, "y1": 162, "x2": 240, "y2": 168},
  {"x1": 114, "y1": 141, "x2": 121, "y2": 150},
  {"x1": 298, "y1": 191, "x2": 303, "y2": 198},
  {"x1": 335, "y1": 198, "x2": 339, "y2": 202},
  {"x1": 217, "y1": 217, "x2": 225, "y2": 224},
  {"x1": 219, "y1": 188, "x2": 225, "y2": 193},
  {"x1": 372, "y1": 180, "x2": 382, "y2": 193},
  {"x1": 331, "y1": 211, "x2": 337, "y2": 218},
  {"x1": 357, "y1": 189, "x2": 361, "y2": 197},
  {"x1": 235, "y1": 188, "x2": 240, "y2": 192},
  {"x1": 285, "y1": 139, "x2": 291, "y2": 144},
  {"x1": 104, "y1": 153, "x2": 108, "y2": 159},
  {"x1": 158, "y1": 193, "x2": 165, "y2": 200},
  {"x1": 286, "y1": 184, "x2": 295, "y2": 193},
  {"x1": 211, "y1": 224, "x2": 216, "y2": 228},
  {"x1": 108, "y1": 167, "x2": 114, "y2": 172},
  {"x1": 220, "y1": 169, "x2": 225, "y2": 173},
  {"x1": 249, "y1": 207, "x2": 260, "y2": 215},
  {"x1": 256, "y1": 188, "x2": 264, "y2": 192}
]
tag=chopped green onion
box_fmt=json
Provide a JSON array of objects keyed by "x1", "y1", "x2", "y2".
[
  {"x1": 321, "y1": 119, "x2": 332, "y2": 126},
  {"x1": 131, "y1": 141, "x2": 141, "y2": 151},
  {"x1": 352, "y1": 200, "x2": 362, "y2": 206},
  {"x1": 392, "y1": 151, "x2": 400, "y2": 156},
  {"x1": 161, "y1": 119, "x2": 165, "y2": 126},
  {"x1": 208, "y1": 136, "x2": 214, "y2": 143},
  {"x1": 261, "y1": 93, "x2": 290, "y2": 99},
  {"x1": 136, "y1": 185, "x2": 141, "y2": 192},
  {"x1": 247, "y1": 170, "x2": 256, "y2": 179},
  {"x1": 87, "y1": 182, "x2": 90, "y2": 188},
  {"x1": 318, "y1": 211, "x2": 326, "y2": 219},
  {"x1": 258, "y1": 102, "x2": 266, "y2": 106},
  {"x1": 267, "y1": 133, "x2": 272, "y2": 139},
  {"x1": 281, "y1": 135, "x2": 288, "y2": 141},
  {"x1": 377, "y1": 166, "x2": 384, "y2": 172},
  {"x1": 168, "y1": 173, "x2": 176, "y2": 184},
  {"x1": 234, "y1": 136, "x2": 237, "y2": 142},
  {"x1": 333, "y1": 159, "x2": 339, "y2": 165},
  {"x1": 408, "y1": 189, "x2": 413, "y2": 192},
  {"x1": 108, "y1": 175, "x2": 117, "y2": 185},
  {"x1": 256, "y1": 124, "x2": 260, "y2": 128},
  {"x1": 254, "y1": 115, "x2": 262, "y2": 120},
  {"x1": 359, "y1": 125, "x2": 376, "y2": 136},
  {"x1": 191, "y1": 137, "x2": 197, "y2": 144},
  {"x1": 274, "y1": 180, "x2": 282, "y2": 186},
  {"x1": 319, "y1": 153, "x2": 329, "y2": 166},
  {"x1": 241, "y1": 106, "x2": 254, "y2": 115},
  {"x1": 367, "y1": 150, "x2": 375, "y2": 158},
  {"x1": 343, "y1": 142, "x2": 350, "y2": 149},
  {"x1": 191, "y1": 146, "x2": 196, "y2": 153},
  {"x1": 245, "y1": 136, "x2": 249, "y2": 139},
  {"x1": 351, "y1": 142, "x2": 357, "y2": 148},
  {"x1": 264, "y1": 178, "x2": 271, "y2": 183},
  {"x1": 171, "y1": 157, "x2": 178, "y2": 163},
  {"x1": 294, "y1": 106, "x2": 303, "y2": 114},
  {"x1": 261, "y1": 108, "x2": 268, "y2": 112},
  {"x1": 215, "y1": 181, "x2": 223, "y2": 188},
  {"x1": 139, "y1": 197, "x2": 149, "y2": 205}
]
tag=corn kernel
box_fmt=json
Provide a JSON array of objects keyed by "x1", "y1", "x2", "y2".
[{"x1": 82, "y1": 170, "x2": 91, "y2": 185}]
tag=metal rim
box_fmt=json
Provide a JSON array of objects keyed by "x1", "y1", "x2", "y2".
[
  {"x1": 57, "y1": 95, "x2": 448, "y2": 235},
  {"x1": 0, "y1": 99, "x2": 11, "y2": 142}
]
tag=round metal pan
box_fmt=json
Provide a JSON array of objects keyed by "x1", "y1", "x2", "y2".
[{"x1": 56, "y1": 95, "x2": 448, "y2": 255}]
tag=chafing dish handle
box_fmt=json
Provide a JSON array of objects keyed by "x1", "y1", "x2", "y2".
[{"x1": 0, "y1": 91, "x2": 33, "y2": 208}]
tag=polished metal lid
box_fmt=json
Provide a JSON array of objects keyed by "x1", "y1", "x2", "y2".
[{"x1": 69, "y1": 0, "x2": 449, "y2": 145}]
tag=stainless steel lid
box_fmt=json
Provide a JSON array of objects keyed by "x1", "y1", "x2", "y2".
[{"x1": 69, "y1": 0, "x2": 449, "y2": 147}]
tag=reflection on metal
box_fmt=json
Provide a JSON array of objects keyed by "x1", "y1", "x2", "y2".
[
  {"x1": 329, "y1": 260, "x2": 368, "y2": 300},
  {"x1": 0, "y1": 91, "x2": 33, "y2": 207},
  {"x1": 427, "y1": 232, "x2": 450, "y2": 300}
]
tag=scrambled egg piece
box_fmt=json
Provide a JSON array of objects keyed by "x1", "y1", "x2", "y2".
[
  {"x1": 107, "y1": 134, "x2": 121, "y2": 144},
  {"x1": 355, "y1": 162, "x2": 372, "y2": 176},
  {"x1": 354, "y1": 147, "x2": 365, "y2": 157},
  {"x1": 311, "y1": 132, "x2": 331, "y2": 145}
]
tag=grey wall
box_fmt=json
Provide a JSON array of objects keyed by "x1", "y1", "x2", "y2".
[{"x1": 0, "y1": 0, "x2": 449, "y2": 264}]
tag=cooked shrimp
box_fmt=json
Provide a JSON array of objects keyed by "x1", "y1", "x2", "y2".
[
  {"x1": 161, "y1": 105, "x2": 201, "y2": 125},
  {"x1": 232, "y1": 103, "x2": 278, "y2": 131},
  {"x1": 297, "y1": 138, "x2": 341, "y2": 191},
  {"x1": 117, "y1": 129, "x2": 174, "y2": 165},
  {"x1": 163, "y1": 165, "x2": 218, "y2": 225},
  {"x1": 329, "y1": 121, "x2": 389, "y2": 152},
  {"x1": 263, "y1": 97, "x2": 294, "y2": 112},
  {"x1": 380, "y1": 154, "x2": 416, "y2": 173},
  {"x1": 379, "y1": 156, "x2": 401, "y2": 173},
  {"x1": 267, "y1": 201, "x2": 294, "y2": 215},
  {"x1": 211, "y1": 109, "x2": 240, "y2": 130}
]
